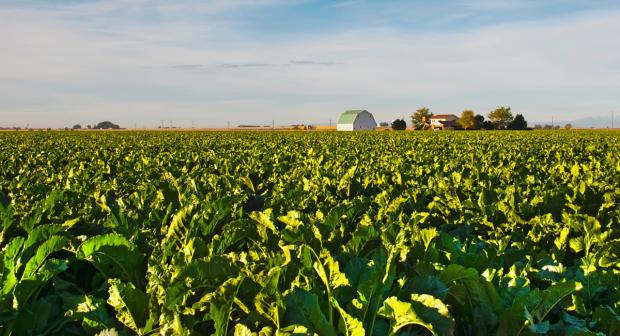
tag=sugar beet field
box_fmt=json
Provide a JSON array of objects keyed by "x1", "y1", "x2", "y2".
[{"x1": 1, "y1": 131, "x2": 620, "y2": 336}]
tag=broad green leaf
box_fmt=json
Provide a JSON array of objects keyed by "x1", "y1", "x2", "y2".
[
  {"x1": 19, "y1": 224, "x2": 65, "y2": 265},
  {"x1": 211, "y1": 274, "x2": 246, "y2": 336},
  {"x1": 210, "y1": 219, "x2": 250, "y2": 255},
  {"x1": 440, "y1": 264, "x2": 478, "y2": 284},
  {"x1": 11, "y1": 295, "x2": 59, "y2": 334},
  {"x1": 377, "y1": 295, "x2": 454, "y2": 336},
  {"x1": 255, "y1": 267, "x2": 285, "y2": 329},
  {"x1": 234, "y1": 323, "x2": 255, "y2": 336},
  {"x1": 280, "y1": 215, "x2": 322, "y2": 255},
  {"x1": 283, "y1": 287, "x2": 337, "y2": 336},
  {"x1": 0, "y1": 236, "x2": 24, "y2": 313},
  {"x1": 22, "y1": 235, "x2": 68, "y2": 279},
  {"x1": 61, "y1": 293, "x2": 112, "y2": 335},
  {"x1": 313, "y1": 251, "x2": 349, "y2": 293},
  {"x1": 500, "y1": 277, "x2": 530, "y2": 308},
  {"x1": 565, "y1": 326, "x2": 606, "y2": 336},
  {"x1": 399, "y1": 275, "x2": 450, "y2": 302},
  {"x1": 497, "y1": 281, "x2": 583, "y2": 335},
  {"x1": 342, "y1": 225, "x2": 378, "y2": 257},
  {"x1": 166, "y1": 256, "x2": 240, "y2": 309},
  {"x1": 441, "y1": 264, "x2": 501, "y2": 315},
  {"x1": 331, "y1": 297, "x2": 365, "y2": 336},
  {"x1": 250, "y1": 209, "x2": 278, "y2": 241},
  {"x1": 14, "y1": 259, "x2": 68, "y2": 309},
  {"x1": 592, "y1": 306, "x2": 620, "y2": 336},
  {"x1": 474, "y1": 302, "x2": 499, "y2": 336},
  {"x1": 346, "y1": 268, "x2": 383, "y2": 326},
  {"x1": 275, "y1": 324, "x2": 314, "y2": 336},
  {"x1": 77, "y1": 234, "x2": 144, "y2": 284},
  {"x1": 107, "y1": 279, "x2": 150, "y2": 335},
  {"x1": 420, "y1": 228, "x2": 437, "y2": 251}
]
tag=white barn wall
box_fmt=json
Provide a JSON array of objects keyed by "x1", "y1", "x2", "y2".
[{"x1": 337, "y1": 110, "x2": 377, "y2": 131}]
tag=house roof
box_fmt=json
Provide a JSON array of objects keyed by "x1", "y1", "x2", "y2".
[
  {"x1": 337, "y1": 110, "x2": 368, "y2": 124},
  {"x1": 431, "y1": 114, "x2": 458, "y2": 119}
]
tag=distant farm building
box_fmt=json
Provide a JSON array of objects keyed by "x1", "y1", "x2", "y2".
[
  {"x1": 430, "y1": 114, "x2": 459, "y2": 130},
  {"x1": 337, "y1": 110, "x2": 377, "y2": 131}
]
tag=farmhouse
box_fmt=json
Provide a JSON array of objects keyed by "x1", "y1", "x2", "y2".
[
  {"x1": 337, "y1": 110, "x2": 377, "y2": 131},
  {"x1": 429, "y1": 114, "x2": 459, "y2": 130}
]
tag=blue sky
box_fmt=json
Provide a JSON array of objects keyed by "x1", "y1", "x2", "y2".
[{"x1": 1, "y1": 0, "x2": 620, "y2": 128}]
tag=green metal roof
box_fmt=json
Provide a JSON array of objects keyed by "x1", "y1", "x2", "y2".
[{"x1": 337, "y1": 110, "x2": 367, "y2": 124}]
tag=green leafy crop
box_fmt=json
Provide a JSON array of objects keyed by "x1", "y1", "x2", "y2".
[{"x1": 0, "y1": 130, "x2": 619, "y2": 336}]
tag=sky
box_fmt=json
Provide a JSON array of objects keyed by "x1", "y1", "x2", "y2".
[{"x1": 1, "y1": 0, "x2": 620, "y2": 128}]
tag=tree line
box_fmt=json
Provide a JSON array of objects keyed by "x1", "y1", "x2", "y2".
[
  {"x1": 72, "y1": 121, "x2": 121, "y2": 130},
  {"x1": 391, "y1": 107, "x2": 529, "y2": 130}
]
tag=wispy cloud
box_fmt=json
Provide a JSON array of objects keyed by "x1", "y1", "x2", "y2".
[
  {"x1": 289, "y1": 60, "x2": 340, "y2": 66},
  {"x1": 464, "y1": 0, "x2": 539, "y2": 9},
  {"x1": 328, "y1": 0, "x2": 366, "y2": 8},
  {"x1": 216, "y1": 61, "x2": 341, "y2": 68},
  {"x1": 170, "y1": 64, "x2": 204, "y2": 69},
  {"x1": 216, "y1": 63, "x2": 283, "y2": 68}
]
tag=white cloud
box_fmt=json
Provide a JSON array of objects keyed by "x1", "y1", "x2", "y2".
[
  {"x1": 328, "y1": 0, "x2": 366, "y2": 8},
  {"x1": 170, "y1": 64, "x2": 204, "y2": 69}
]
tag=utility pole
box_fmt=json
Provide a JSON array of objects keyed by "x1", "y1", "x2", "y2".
[
  {"x1": 329, "y1": 118, "x2": 332, "y2": 127},
  {"x1": 612, "y1": 111, "x2": 614, "y2": 130},
  {"x1": 135, "y1": 123, "x2": 136, "y2": 130},
  {"x1": 552, "y1": 116, "x2": 554, "y2": 130},
  {"x1": 170, "y1": 120, "x2": 172, "y2": 129},
  {"x1": 272, "y1": 119, "x2": 274, "y2": 130},
  {"x1": 192, "y1": 120, "x2": 194, "y2": 130},
  {"x1": 161, "y1": 120, "x2": 163, "y2": 130},
  {"x1": 228, "y1": 121, "x2": 230, "y2": 130}
]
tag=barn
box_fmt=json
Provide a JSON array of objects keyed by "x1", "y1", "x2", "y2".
[{"x1": 336, "y1": 110, "x2": 377, "y2": 131}]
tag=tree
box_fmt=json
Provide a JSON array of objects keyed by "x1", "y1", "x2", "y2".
[
  {"x1": 507, "y1": 114, "x2": 527, "y2": 130},
  {"x1": 379, "y1": 122, "x2": 389, "y2": 126},
  {"x1": 87, "y1": 125, "x2": 92, "y2": 129},
  {"x1": 73, "y1": 124, "x2": 82, "y2": 130},
  {"x1": 564, "y1": 124, "x2": 572, "y2": 131},
  {"x1": 488, "y1": 107, "x2": 513, "y2": 129},
  {"x1": 391, "y1": 119, "x2": 407, "y2": 130},
  {"x1": 481, "y1": 121, "x2": 493, "y2": 130},
  {"x1": 411, "y1": 107, "x2": 434, "y2": 129},
  {"x1": 474, "y1": 114, "x2": 485, "y2": 129},
  {"x1": 458, "y1": 110, "x2": 475, "y2": 130},
  {"x1": 94, "y1": 121, "x2": 121, "y2": 129}
]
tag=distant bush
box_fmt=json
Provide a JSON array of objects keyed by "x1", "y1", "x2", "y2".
[{"x1": 391, "y1": 119, "x2": 407, "y2": 131}]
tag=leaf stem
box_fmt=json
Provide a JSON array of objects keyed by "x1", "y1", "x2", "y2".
[
  {"x1": 307, "y1": 245, "x2": 334, "y2": 327},
  {"x1": 367, "y1": 292, "x2": 382, "y2": 336}
]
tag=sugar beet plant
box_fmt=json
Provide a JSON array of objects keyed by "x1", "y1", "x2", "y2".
[{"x1": 1, "y1": 131, "x2": 620, "y2": 336}]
